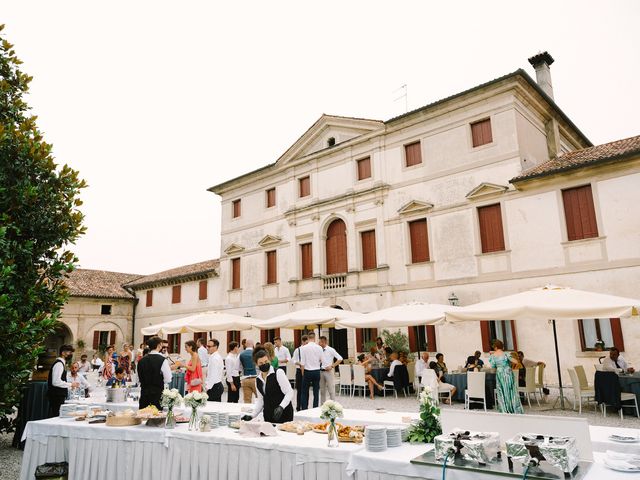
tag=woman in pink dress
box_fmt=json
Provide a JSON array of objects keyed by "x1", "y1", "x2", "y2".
[
  {"x1": 183, "y1": 340, "x2": 203, "y2": 392},
  {"x1": 102, "y1": 345, "x2": 115, "y2": 381}
]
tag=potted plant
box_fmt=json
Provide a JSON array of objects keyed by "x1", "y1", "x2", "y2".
[
  {"x1": 407, "y1": 386, "x2": 442, "y2": 443},
  {"x1": 594, "y1": 340, "x2": 605, "y2": 351}
]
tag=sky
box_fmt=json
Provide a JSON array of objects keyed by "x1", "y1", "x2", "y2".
[{"x1": 2, "y1": 1, "x2": 639, "y2": 275}]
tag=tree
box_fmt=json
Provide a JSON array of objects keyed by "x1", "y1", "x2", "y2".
[{"x1": 0, "y1": 24, "x2": 86, "y2": 432}]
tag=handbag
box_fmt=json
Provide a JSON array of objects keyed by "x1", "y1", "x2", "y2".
[{"x1": 190, "y1": 378, "x2": 202, "y2": 387}]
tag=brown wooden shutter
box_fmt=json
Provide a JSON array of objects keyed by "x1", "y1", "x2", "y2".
[
  {"x1": 577, "y1": 319, "x2": 587, "y2": 351},
  {"x1": 93, "y1": 331, "x2": 100, "y2": 350},
  {"x1": 360, "y1": 230, "x2": 377, "y2": 270},
  {"x1": 146, "y1": 290, "x2": 153, "y2": 307},
  {"x1": 409, "y1": 219, "x2": 429, "y2": 263},
  {"x1": 471, "y1": 118, "x2": 492, "y2": 147},
  {"x1": 171, "y1": 285, "x2": 181, "y2": 304},
  {"x1": 266, "y1": 188, "x2": 276, "y2": 208},
  {"x1": 294, "y1": 330, "x2": 302, "y2": 347},
  {"x1": 357, "y1": 157, "x2": 371, "y2": 180},
  {"x1": 510, "y1": 320, "x2": 518, "y2": 352},
  {"x1": 232, "y1": 199, "x2": 241, "y2": 218},
  {"x1": 326, "y1": 219, "x2": 348, "y2": 274},
  {"x1": 404, "y1": 141, "x2": 422, "y2": 167},
  {"x1": 408, "y1": 327, "x2": 417, "y2": 352},
  {"x1": 426, "y1": 325, "x2": 437, "y2": 352},
  {"x1": 480, "y1": 321, "x2": 491, "y2": 352},
  {"x1": 260, "y1": 330, "x2": 267, "y2": 344},
  {"x1": 299, "y1": 176, "x2": 310, "y2": 197},
  {"x1": 301, "y1": 243, "x2": 313, "y2": 279},
  {"x1": 610, "y1": 318, "x2": 625, "y2": 351},
  {"x1": 477, "y1": 204, "x2": 505, "y2": 253},
  {"x1": 226, "y1": 331, "x2": 233, "y2": 345},
  {"x1": 562, "y1": 185, "x2": 598, "y2": 241},
  {"x1": 198, "y1": 280, "x2": 208, "y2": 300},
  {"x1": 109, "y1": 330, "x2": 116, "y2": 346},
  {"x1": 266, "y1": 251, "x2": 277, "y2": 284},
  {"x1": 355, "y1": 329, "x2": 363, "y2": 352},
  {"x1": 231, "y1": 258, "x2": 240, "y2": 289}
]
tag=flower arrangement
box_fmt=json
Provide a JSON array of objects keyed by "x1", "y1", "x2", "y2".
[
  {"x1": 407, "y1": 386, "x2": 442, "y2": 443},
  {"x1": 161, "y1": 388, "x2": 183, "y2": 429},
  {"x1": 184, "y1": 391, "x2": 208, "y2": 430},
  {"x1": 594, "y1": 339, "x2": 605, "y2": 351},
  {"x1": 320, "y1": 400, "x2": 344, "y2": 447}
]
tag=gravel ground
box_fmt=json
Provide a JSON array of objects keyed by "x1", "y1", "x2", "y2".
[{"x1": 3, "y1": 392, "x2": 637, "y2": 480}]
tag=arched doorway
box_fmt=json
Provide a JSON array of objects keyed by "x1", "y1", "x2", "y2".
[
  {"x1": 327, "y1": 305, "x2": 349, "y2": 359},
  {"x1": 326, "y1": 218, "x2": 347, "y2": 274},
  {"x1": 44, "y1": 322, "x2": 74, "y2": 354}
]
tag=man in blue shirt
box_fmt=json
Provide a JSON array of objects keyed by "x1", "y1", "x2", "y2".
[{"x1": 239, "y1": 339, "x2": 257, "y2": 403}]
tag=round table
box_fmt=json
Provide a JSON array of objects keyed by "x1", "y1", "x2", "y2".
[{"x1": 370, "y1": 368, "x2": 390, "y2": 396}]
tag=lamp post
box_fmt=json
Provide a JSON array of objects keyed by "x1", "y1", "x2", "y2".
[{"x1": 448, "y1": 292, "x2": 459, "y2": 306}]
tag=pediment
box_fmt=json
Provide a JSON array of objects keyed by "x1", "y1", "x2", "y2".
[
  {"x1": 397, "y1": 200, "x2": 434, "y2": 215},
  {"x1": 466, "y1": 182, "x2": 509, "y2": 200},
  {"x1": 258, "y1": 234, "x2": 282, "y2": 248},
  {"x1": 223, "y1": 243, "x2": 245, "y2": 255},
  {"x1": 276, "y1": 115, "x2": 384, "y2": 166}
]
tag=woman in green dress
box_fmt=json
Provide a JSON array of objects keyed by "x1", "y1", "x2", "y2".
[{"x1": 488, "y1": 339, "x2": 524, "y2": 414}]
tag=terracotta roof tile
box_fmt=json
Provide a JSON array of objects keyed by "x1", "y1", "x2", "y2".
[
  {"x1": 125, "y1": 259, "x2": 220, "y2": 289},
  {"x1": 65, "y1": 269, "x2": 142, "y2": 299},
  {"x1": 512, "y1": 135, "x2": 640, "y2": 182}
]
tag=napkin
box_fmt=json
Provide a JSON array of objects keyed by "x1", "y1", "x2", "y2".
[
  {"x1": 238, "y1": 421, "x2": 278, "y2": 438},
  {"x1": 605, "y1": 450, "x2": 640, "y2": 470}
]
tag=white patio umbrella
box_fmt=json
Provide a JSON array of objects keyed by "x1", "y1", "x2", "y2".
[
  {"x1": 140, "y1": 316, "x2": 195, "y2": 336},
  {"x1": 253, "y1": 306, "x2": 362, "y2": 331},
  {"x1": 446, "y1": 284, "x2": 640, "y2": 408},
  {"x1": 140, "y1": 311, "x2": 256, "y2": 336},
  {"x1": 335, "y1": 302, "x2": 456, "y2": 329}
]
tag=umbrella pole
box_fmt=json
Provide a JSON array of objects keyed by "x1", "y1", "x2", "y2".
[{"x1": 551, "y1": 319, "x2": 565, "y2": 409}]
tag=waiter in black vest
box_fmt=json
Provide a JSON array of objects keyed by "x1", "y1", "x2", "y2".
[
  {"x1": 47, "y1": 344, "x2": 78, "y2": 417},
  {"x1": 137, "y1": 336, "x2": 172, "y2": 409}
]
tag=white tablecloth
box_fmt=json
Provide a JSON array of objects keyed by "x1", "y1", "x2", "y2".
[
  {"x1": 589, "y1": 425, "x2": 640, "y2": 454},
  {"x1": 296, "y1": 408, "x2": 418, "y2": 427},
  {"x1": 66, "y1": 395, "x2": 253, "y2": 415},
  {"x1": 20, "y1": 416, "x2": 361, "y2": 480}
]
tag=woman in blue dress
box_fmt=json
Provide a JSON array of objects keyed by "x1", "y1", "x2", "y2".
[{"x1": 488, "y1": 339, "x2": 524, "y2": 414}]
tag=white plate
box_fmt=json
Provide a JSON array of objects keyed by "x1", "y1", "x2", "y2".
[
  {"x1": 609, "y1": 435, "x2": 640, "y2": 443},
  {"x1": 604, "y1": 460, "x2": 640, "y2": 472}
]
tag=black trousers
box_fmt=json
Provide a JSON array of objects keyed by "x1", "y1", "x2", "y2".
[
  {"x1": 295, "y1": 368, "x2": 303, "y2": 411},
  {"x1": 47, "y1": 394, "x2": 66, "y2": 418},
  {"x1": 226, "y1": 376, "x2": 240, "y2": 403},
  {"x1": 139, "y1": 390, "x2": 162, "y2": 410},
  {"x1": 207, "y1": 382, "x2": 224, "y2": 402}
]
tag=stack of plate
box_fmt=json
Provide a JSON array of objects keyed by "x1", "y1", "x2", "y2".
[
  {"x1": 365, "y1": 426, "x2": 387, "y2": 452},
  {"x1": 205, "y1": 412, "x2": 219, "y2": 428},
  {"x1": 386, "y1": 427, "x2": 402, "y2": 447},
  {"x1": 400, "y1": 427, "x2": 409, "y2": 442},
  {"x1": 228, "y1": 414, "x2": 242, "y2": 425},
  {"x1": 218, "y1": 412, "x2": 229, "y2": 427}
]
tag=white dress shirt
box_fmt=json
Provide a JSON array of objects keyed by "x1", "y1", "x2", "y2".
[
  {"x1": 198, "y1": 345, "x2": 209, "y2": 367},
  {"x1": 69, "y1": 372, "x2": 90, "y2": 390},
  {"x1": 299, "y1": 341, "x2": 324, "y2": 370},
  {"x1": 149, "y1": 351, "x2": 173, "y2": 384},
  {"x1": 603, "y1": 355, "x2": 629, "y2": 371},
  {"x1": 51, "y1": 358, "x2": 71, "y2": 389},
  {"x1": 206, "y1": 351, "x2": 224, "y2": 390},
  {"x1": 292, "y1": 346, "x2": 303, "y2": 369},
  {"x1": 225, "y1": 353, "x2": 241, "y2": 383},
  {"x1": 320, "y1": 346, "x2": 343, "y2": 370},
  {"x1": 274, "y1": 346, "x2": 292, "y2": 364},
  {"x1": 251, "y1": 367, "x2": 294, "y2": 418},
  {"x1": 77, "y1": 361, "x2": 92, "y2": 374},
  {"x1": 414, "y1": 359, "x2": 428, "y2": 378},
  {"x1": 387, "y1": 359, "x2": 403, "y2": 378},
  {"x1": 92, "y1": 357, "x2": 104, "y2": 372}
]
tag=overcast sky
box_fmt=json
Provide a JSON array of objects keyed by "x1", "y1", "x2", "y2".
[{"x1": 3, "y1": 1, "x2": 639, "y2": 275}]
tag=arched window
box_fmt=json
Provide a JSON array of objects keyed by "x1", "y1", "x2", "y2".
[{"x1": 326, "y1": 219, "x2": 347, "y2": 274}]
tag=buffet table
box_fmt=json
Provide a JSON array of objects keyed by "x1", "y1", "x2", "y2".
[{"x1": 296, "y1": 407, "x2": 418, "y2": 427}]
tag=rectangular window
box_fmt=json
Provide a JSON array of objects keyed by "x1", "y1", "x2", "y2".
[
  {"x1": 100, "y1": 305, "x2": 112, "y2": 315},
  {"x1": 232, "y1": 199, "x2": 241, "y2": 218},
  {"x1": 93, "y1": 330, "x2": 115, "y2": 350},
  {"x1": 260, "y1": 328, "x2": 280, "y2": 344},
  {"x1": 404, "y1": 141, "x2": 422, "y2": 167},
  {"x1": 578, "y1": 318, "x2": 624, "y2": 351},
  {"x1": 471, "y1": 118, "x2": 493, "y2": 147},
  {"x1": 171, "y1": 285, "x2": 181, "y2": 304},
  {"x1": 193, "y1": 332, "x2": 207, "y2": 343},
  {"x1": 266, "y1": 188, "x2": 276, "y2": 208},
  {"x1": 167, "y1": 333, "x2": 181, "y2": 354},
  {"x1": 231, "y1": 258, "x2": 241, "y2": 290},
  {"x1": 360, "y1": 230, "x2": 377, "y2": 271},
  {"x1": 301, "y1": 243, "x2": 313, "y2": 279},
  {"x1": 357, "y1": 157, "x2": 371, "y2": 180},
  {"x1": 477, "y1": 204, "x2": 505, "y2": 253},
  {"x1": 145, "y1": 290, "x2": 153, "y2": 307},
  {"x1": 355, "y1": 328, "x2": 378, "y2": 352},
  {"x1": 408, "y1": 325, "x2": 437, "y2": 352},
  {"x1": 227, "y1": 330, "x2": 241, "y2": 345},
  {"x1": 480, "y1": 320, "x2": 517, "y2": 352},
  {"x1": 299, "y1": 176, "x2": 310, "y2": 197},
  {"x1": 266, "y1": 250, "x2": 277, "y2": 285},
  {"x1": 562, "y1": 185, "x2": 598, "y2": 241},
  {"x1": 409, "y1": 219, "x2": 430, "y2": 263},
  {"x1": 198, "y1": 280, "x2": 208, "y2": 300}
]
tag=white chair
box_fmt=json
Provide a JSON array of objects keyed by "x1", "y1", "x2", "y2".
[
  {"x1": 438, "y1": 385, "x2": 453, "y2": 405},
  {"x1": 534, "y1": 364, "x2": 546, "y2": 398},
  {"x1": 420, "y1": 369, "x2": 440, "y2": 405},
  {"x1": 567, "y1": 368, "x2": 595, "y2": 414},
  {"x1": 383, "y1": 379, "x2": 397, "y2": 398},
  {"x1": 465, "y1": 371, "x2": 487, "y2": 412},
  {"x1": 407, "y1": 362, "x2": 416, "y2": 393},
  {"x1": 574, "y1": 365, "x2": 592, "y2": 390},
  {"x1": 286, "y1": 362, "x2": 296, "y2": 385},
  {"x1": 338, "y1": 364, "x2": 352, "y2": 396},
  {"x1": 601, "y1": 392, "x2": 640, "y2": 419},
  {"x1": 518, "y1": 367, "x2": 540, "y2": 407},
  {"x1": 351, "y1": 365, "x2": 367, "y2": 397}
]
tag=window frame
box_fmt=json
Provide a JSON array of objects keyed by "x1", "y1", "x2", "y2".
[
  {"x1": 300, "y1": 242, "x2": 313, "y2": 280},
  {"x1": 404, "y1": 141, "x2": 423, "y2": 168},
  {"x1": 145, "y1": 290, "x2": 153, "y2": 307},
  {"x1": 480, "y1": 320, "x2": 518, "y2": 352},
  {"x1": 198, "y1": 280, "x2": 208, "y2": 300},
  {"x1": 577, "y1": 318, "x2": 624, "y2": 352},
  {"x1": 232, "y1": 199, "x2": 241, "y2": 219},
  {"x1": 408, "y1": 218, "x2": 430, "y2": 264},
  {"x1": 266, "y1": 250, "x2": 277, "y2": 285},
  {"x1": 477, "y1": 203, "x2": 506, "y2": 254},
  {"x1": 171, "y1": 285, "x2": 182, "y2": 304},
  {"x1": 231, "y1": 258, "x2": 241, "y2": 290},
  {"x1": 561, "y1": 184, "x2": 599, "y2": 241},
  {"x1": 356, "y1": 156, "x2": 372, "y2": 181},
  {"x1": 299, "y1": 176, "x2": 311, "y2": 198},
  {"x1": 100, "y1": 304, "x2": 112, "y2": 315},
  {"x1": 360, "y1": 229, "x2": 377, "y2": 271},
  {"x1": 470, "y1": 118, "x2": 493, "y2": 148},
  {"x1": 266, "y1": 187, "x2": 276, "y2": 208}
]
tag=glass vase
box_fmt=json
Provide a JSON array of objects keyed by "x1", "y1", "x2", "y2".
[
  {"x1": 188, "y1": 407, "x2": 199, "y2": 431},
  {"x1": 165, "y1": 406, "x2": 176, "y2": 429},
  {"x1": 327, "y1": 419, "x2": 339, "y2": 448}
]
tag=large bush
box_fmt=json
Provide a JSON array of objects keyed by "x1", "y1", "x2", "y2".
[{"x1": 0, "y1": 25, "x2": 86, "y2": 432}]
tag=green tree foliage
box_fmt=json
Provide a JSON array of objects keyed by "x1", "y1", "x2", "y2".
[
  {"x1": 381, "y1": 329, "x2": 410, "y2": 354},
  {"x1": 0, "y1": 24, "x2": 86, "y2": 432}
]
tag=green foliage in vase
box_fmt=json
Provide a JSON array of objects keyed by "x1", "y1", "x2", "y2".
[
  {"x1": 0, "y1": 24, "x2": 86, "y2": 432},
  {"x1": 407, "y1": 387, "x2": 442, "y2": 443}
]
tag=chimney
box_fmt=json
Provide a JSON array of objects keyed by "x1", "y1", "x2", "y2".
[{"x1": 528, "y1": 51, "x2": 555, "y2": 100}]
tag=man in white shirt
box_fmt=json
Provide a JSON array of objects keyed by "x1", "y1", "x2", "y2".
[
  {"x1": 69, "y1": 362, "x2": 91, "y2": 395},
  {"x1": 137, "y1": 336, "x2": 172, "y2": 409},
  {"x1": 299, "y1": 332, "x2": 324, "y2": 410},
  {"x1": 206, "y1": 338, "x2": 225, "y2": 402},
  {"x1": 274, "y1": 337, "x2": 291, "y2": 372},
  {"x1": 318, "y1": 336, "x2": 343, "y2": 403},
  {"x1": 91, "y1": 353, "x2": 104, "y2": 372},
  {"x1": 414, "y1": 352, "x2": 430, "y2": 383},
  {"x1": 47, "y1": 344, "x2": 79, "y2": 417},
  {"x1": 292, "y1": 335, "x2": 308, "y2": 411},
  {"x1": 603, "y1": 347, "x2": 634, "y2": 373},
  {"x1": 225, "y1": 341, "x2": 241, "y2": 403},
  {"x1": 77, "y1": 354, "x2": 92, "y2": 374},
  {"x1": 197, "y1": 337, "x2": 209, "y2": 377}
]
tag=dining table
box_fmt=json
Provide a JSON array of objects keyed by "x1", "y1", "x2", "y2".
[{"x1": 446, "y1": 371, "x2": 497, "y2": 409}]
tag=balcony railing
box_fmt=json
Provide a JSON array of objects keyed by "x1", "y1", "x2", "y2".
[{"x1": 322, "y1": 273, "x2": 346, "y2": 290}]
